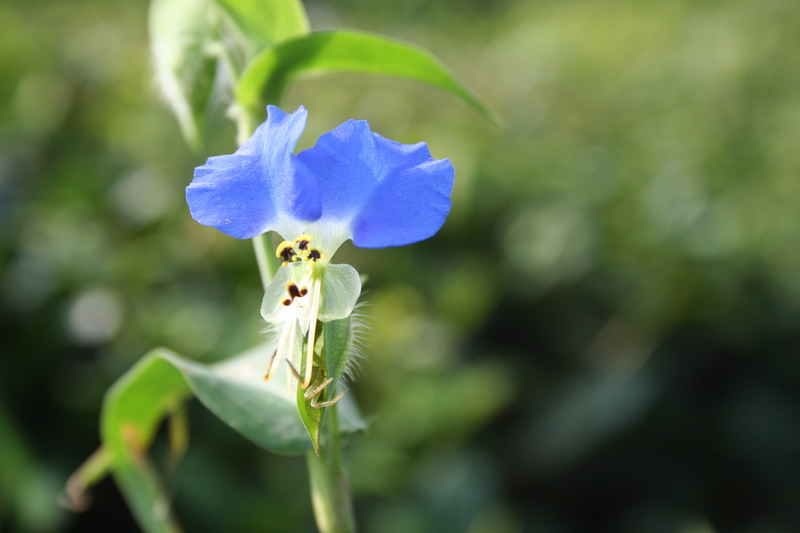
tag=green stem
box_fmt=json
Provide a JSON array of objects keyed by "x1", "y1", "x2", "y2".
[
  {"x1": 61, "y1": 446, "x2": 112, "y2": 511},
  {"x1": 305, "y1": 406, "x2": 355, "y2": 533}
]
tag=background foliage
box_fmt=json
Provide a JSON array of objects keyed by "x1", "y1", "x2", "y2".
[{"x1": 2, "y1": 0, "x2": 800, "y2": 531}]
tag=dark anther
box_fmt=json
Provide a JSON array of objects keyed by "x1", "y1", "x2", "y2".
[
  {"x1": 307, "y1": 249, "x2": 322, "y2": 262},
  {"x1": 279, "y1": 246, "x2": 296, "y2": 264},
  {"x1": 293, "y1": 234, "x2": 313, "y2": 251},
  {"x1": 282, "y1": 283, "x2": 308, "y2": 306},
  {"x1": 287, "y1": 283, "x2": 303, "y2": 299}
]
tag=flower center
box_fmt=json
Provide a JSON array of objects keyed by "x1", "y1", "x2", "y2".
[
  {"x1": 265, "y1": 234, "x2": 329, "y2": 390},
  {"x1": 275, "y1": 234, "x2": 327, "y2": 267}
]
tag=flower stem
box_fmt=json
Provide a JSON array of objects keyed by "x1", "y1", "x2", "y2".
[{"x1": 306, "y1": 406, "x2": 355, "y2": 533}]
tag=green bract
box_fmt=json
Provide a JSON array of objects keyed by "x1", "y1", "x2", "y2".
[{"x1": 258, "y1": 253, "x2": 362, "y2": 452}]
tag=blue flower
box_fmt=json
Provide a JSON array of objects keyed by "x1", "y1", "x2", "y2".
[
  {"x1": 186, "y1": 105, "x2": 454, "y2": 255},
  {"x1": 187, "y1": 106, "x2": 454, "y2": 394}
]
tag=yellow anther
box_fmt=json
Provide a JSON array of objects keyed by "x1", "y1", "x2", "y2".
[
  {"x1": 286, "y1": 282, "x2": 303, "y2": 300},
  {"x1": 293, "y1": 234, "x2": 313, "y2": 252},
  {"x1": 276, "y1": 241, "x2": 296, "y2": 266},
  {"x1": 305, "y1": 248, "x2": 326, "y2": 262}
]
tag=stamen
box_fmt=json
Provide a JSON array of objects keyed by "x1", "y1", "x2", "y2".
[
  {"x1": 286, "y1": 318, "x2": 297, "y2": 376},
  {"x1": 276, "y1": 241, "x2": 296, "y2": 266},
  {"x1": 302, "y1": 279, "x2": 321, "y2": 388},
  {"x1": 263, "y1": 350, "x2": 278, "y2": 381},
  {"x1": 305, "y1": 248, "x2": 325, "y2": 262},
  {"x1": 282, "y1": 282, "x2": 309, "y2": 308},
  {"x1": 286, "y1": 361, "x2": 303, "y2": 382},
  {"x1": 304, "y1": 377, "x2": 333, "y2": 400},
  {"x1": 293, "y1": 234, "x2": 313, "y2": 252},
  {"x1": 282, "y1": 318, "x2": 300, "y2": 394},
  {"x1": 269, "y1": 237, "x2": 329, "y2": 390},
  {"x1": 286, "y1": 282, "x2": 303, "y2": 300},
  {"x1": 300, "y1": 374, "x2": 348, "y2": 409},
  {"x1": 264, "y1": 320, "x2": 293, "y2": 381},
  {"x1": 311, "y1": 389, "x2": 348, "y2": 409}
]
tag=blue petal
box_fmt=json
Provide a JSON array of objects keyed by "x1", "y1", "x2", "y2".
[
  {"x1": 186, "y1": 106, "x2": 321, "y2": 239},
  {"x1": 297, "y1": 120, "x2": 454, "y2": 248}
]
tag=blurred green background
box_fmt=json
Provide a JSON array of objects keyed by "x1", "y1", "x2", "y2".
[{"x1": 3, "y1": 0, "x2": 800, "y2": 531}]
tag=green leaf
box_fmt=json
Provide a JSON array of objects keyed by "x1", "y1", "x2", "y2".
[
  {"x1": 210, "y1": 0, "x2": 308, "y2": 59},
  {"x1": 236, "y1": 30, "x2": 497, "y2": 123},
  {"x1": 149, "y1": 0, "x2": 219, "y2": 150},
  {"x1": 165, "y1": 341, "x2": 316, "y2": 455},
  {"x1": 173, "y1": 342, "x2": 367, "y2": 454},
  {"x1": 95, "y1": 342, "x2": 366, "y2": 531}
]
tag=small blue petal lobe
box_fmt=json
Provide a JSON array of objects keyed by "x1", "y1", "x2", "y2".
[
  {"x1": 187, "y1": 154, "x2": 272, "y2": 239},
  {"x1": 186, "y1": 106, "x2": 320, "y2": 239},
  {"x1": 298, "y1": 120, "x2": 453, "y2": 248}
]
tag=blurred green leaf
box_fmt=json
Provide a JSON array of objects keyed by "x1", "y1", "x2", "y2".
[
  {"x1": 0, "y1": 399, "x2": 64, "y2": 532},
  {"x1": 166, "y1": 405, "x2": 189, "y2": 473},
  {"x1": 210, "y1": 0, "x2": 308, "y2": 59},
  {"x1": 101, "y1": 350, "x2": 188, "y2": 533},
  {"x1": 236, "y1": 30, "x2": 496, "y2": 122},
  {"x1": 149, "y1": 0, "x2": 219, "y2": 150}
]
